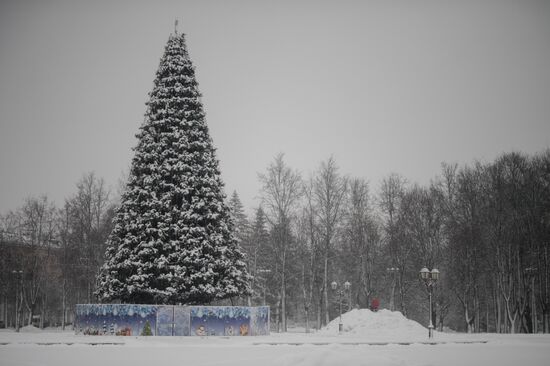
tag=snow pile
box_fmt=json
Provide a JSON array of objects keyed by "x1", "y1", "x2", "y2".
[
  {"x1": 19, "y1": 325, "x2": 42, "y2": 333},
  {"x1": 319, "y1": 308, "x2": 428, "y2": 339}
]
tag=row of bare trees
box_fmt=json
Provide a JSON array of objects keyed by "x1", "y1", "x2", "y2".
[
  {"x1": 1, "y1": 150, "x2": 548, "y2": 333},
  {"x1": 0, "y1": 173, "x2": 115, "y2": 330},
  {"x1": 440, "y1": 152, "x2": 550, "y2": 333},
  {"x1": 231, "y1": 150, "x2": 550, "y2": 333}
]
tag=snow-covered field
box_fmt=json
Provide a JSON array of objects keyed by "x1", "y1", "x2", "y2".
[{"x1": 2, "y1": 309, "x2": 549, "y2": 366}]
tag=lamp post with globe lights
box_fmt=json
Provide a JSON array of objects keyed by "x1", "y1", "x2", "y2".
[
  {"x1": 331, "y1": 281, "x2": 351, "y2": 333},
  {"x1": 419, "y1": 267, "x2": 439, "y2": 338}
]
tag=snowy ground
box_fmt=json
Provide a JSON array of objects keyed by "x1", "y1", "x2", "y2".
[{"x1": 2, "y1": 310, "x2": 549, "y2": 366}]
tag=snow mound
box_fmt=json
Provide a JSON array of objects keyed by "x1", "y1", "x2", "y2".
[
  {"x1": 19, "y1": 325, "x2": 42, "y2": 333},
  {"x1": 319, "y1": 308, "x2": 428, "y2": 338}
]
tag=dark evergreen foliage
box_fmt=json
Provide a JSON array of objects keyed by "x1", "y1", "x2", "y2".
[{"x1": 95, "y1": 33, "x2": 250, "y2": 305}]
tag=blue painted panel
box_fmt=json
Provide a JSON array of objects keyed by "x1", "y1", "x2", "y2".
[
  {"x1": 156, "y1": 306, "x2": 174, "y2": 336},
  {"x1": 251, "y1": 306, "x2": 270, "y2": 336},
  {"x1": 75, "y1": 304, "x2": 157, "y2": 336},
  {"x1": 189, "y1": 306, "x2": 252, "y2": 336},
  {"x1": 173, "y1": 306, "x2": 190, "y2": 336}
]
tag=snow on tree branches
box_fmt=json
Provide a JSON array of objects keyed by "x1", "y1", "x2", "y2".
[{"x1": 95, "y1": 32, "x2": 250, "y2": 305}]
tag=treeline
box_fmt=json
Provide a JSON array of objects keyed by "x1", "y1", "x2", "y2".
[
  {"x1": 1, "y1": 150, "x2": 549, "y2": 334},
  {"x1": 0, "y1": 173, "x2": 115, "y2": 330},
  {"x1": 230, "y1": 150, "x2": 550, "y2": 334}
]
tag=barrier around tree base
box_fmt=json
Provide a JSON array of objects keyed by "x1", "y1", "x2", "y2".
[{"x1": 75, "y1": 304, "x2": 269, "y2": 336}]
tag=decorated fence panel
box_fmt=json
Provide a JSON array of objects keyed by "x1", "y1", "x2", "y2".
[{"x1": 75, "y1": 304, "x2": 269, "y2": 336}]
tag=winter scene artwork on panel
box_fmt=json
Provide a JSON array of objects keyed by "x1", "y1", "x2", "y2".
[{"x1": 74, "y1": 305, "x2": 269, "y2": 337}]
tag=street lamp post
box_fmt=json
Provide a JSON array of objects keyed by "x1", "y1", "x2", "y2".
[
  {"x1": 419, "y1": 267, "x2": 439, "y2": 339},
  {"x1": 331, "y1": 281, "x2": 351, "y2": 333}
]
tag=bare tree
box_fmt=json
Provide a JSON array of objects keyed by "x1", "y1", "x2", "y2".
[
  {"x1": 68, "y1": 172, "x2": 112, "y2": 303},
  {"x1": 15, "y1": 196, "x2": 57, "y2": 328},
  {"x1": 537, "y1": 150, "x2": 550, "y2": 333},
  {"x1": 379, "y1": 173, "x2": 410, "y2": 315},
  {"x1": 400, "y1": 183, "x2": 446, "y2": 329},
  {"x1": 259, "y1": 154, "x2": 302, "y2": 332},
  {"x1": 341, "y1": 178, "x2": 380, "y2": 309},
  {"x1": 313, "y1": 157, "x2": 347, "y2": 325},
  {"x1": 297, "y1": 177, "x2": 323, "y2": 332}
]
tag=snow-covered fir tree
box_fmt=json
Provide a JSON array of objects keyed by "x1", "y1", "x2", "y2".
[
  {"x1": 249, "y1": 206, "x2": 269, "y2": 260},
  {"x1": 248, "y1": 206, "x2": 270, "y2": 303},
  {"x1": 95, "y1": 31, "x2": 250, "y2": 305},
  {"x1": 228, "y1": 191, "x2": 250, "y2": 244}
]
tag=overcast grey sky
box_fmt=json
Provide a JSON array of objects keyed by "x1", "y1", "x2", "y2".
[{"x1": 1, "y1": 0, "x2": 549, "y2": 214}]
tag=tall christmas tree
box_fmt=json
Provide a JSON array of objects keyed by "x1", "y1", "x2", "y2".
[{"x1": 96, "y1": 30, "x2": 250, "y2": 305}]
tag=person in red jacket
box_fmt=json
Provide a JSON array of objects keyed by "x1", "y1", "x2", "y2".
[{"x1": 371, "y1": 298, "x2": 380, "y2": 312}]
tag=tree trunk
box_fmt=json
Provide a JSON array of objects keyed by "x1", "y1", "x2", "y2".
[
  {"x1": 504, "y1": 296, "x2": 517, "y2": 333},
  {"x1": 465, "y1": 306, "x2": 474, "y2": 333},
  {"x1": 87, "y1": 275, "x2": 91, "y2": 304},
  {"x1": 305, "y1": 308, "x2": 310, "y2": 333},
  {"x1": 543, "y1": 308, "x2": 550, "y2": 333},
  {"x1": 324, "y1": 255, "x2": 329, "y2": 326},
  {"x1": 302, "y1": 261, "x2": 313, "y2": 334},
  {"x1": 275, "y1": 294, "x2": 280, "y2": 333},
  {"x1": 431, "y1": 303, "x2": 437, "y2": 332},
  {"x1": 316, "y1": 295, "x2": 322, "y2": 330},
  {"x1": 61, "y1": 279, "x2": 66, "y2": 330},
  {"x1": 486, "y1": 301, "x2": 490, "y2": 333},
  {"x1": 493, "y1": 283, "x2": 501, "y2": 333},
  {"x1": 40, "y1": 300, "x2": 45, "y2": 329},
  {"x1": 15, "y1": 294, "x2": 21, "y2": 332},
  {"x1": 15, "y1": 284, "x2": 24, "y2": 332},
  {"x1": 399, "y1": 277, "x2": 407, "y2": 316},
  {"x1": 25, "y1": 296, "x2": 33, "y2": 327},
  {"x1": 474, "y1": 290, "x2": 480, "y2": 333},
  {"x1": 281, "y1": 249, "x2": 287, "y2": 332},
  {"x1": 3, "y1": 296, "x2": 7, "y2": 329},
  {"x1": 389, "y1": 280, "x2": 396, "y2": 312},
  {"x1": 250, "y1": 245, "x2": 258, "y2": 307},
  {"x1": 531, "y1": 276, "x2": 537, "y2": 333}
]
